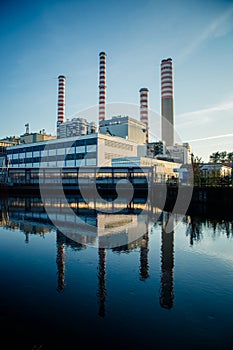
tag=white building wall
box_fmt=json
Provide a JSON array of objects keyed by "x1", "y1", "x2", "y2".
[
  {"x1": 6, "y1": 133, "x2": 138, "y2": 169},
  {"x1": 97, "y1": 134, "x2": 138, "y2": 167}
]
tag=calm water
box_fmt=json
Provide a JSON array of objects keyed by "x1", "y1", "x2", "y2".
[{"x1": 0, "y1": 195, "x2": 233, "y2": 349}]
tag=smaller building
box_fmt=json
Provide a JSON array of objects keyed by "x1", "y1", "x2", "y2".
[
  {"x1": 112, "y1": 156, "x2": 181, "y2": 183},
  {"x1": 147, "y1": 141, "x2": 166, "y2": 158},
  {"x1": 57, "y1": 117, "x2": 97, "y2": 139},
  {"x1": 20, "y1": 130, "x2": 55, "y2": 144},
  {"x1": 200, "y1": 163, "x2": 231, "y2": 177},
  {"x1": 99, "y1": 115, "x2": 147, "y2": 145},
  {"x1": 166, "y1": 143, "x2": 192, "y2": 164},
  {"x1": 0, "y1": 137, "x2": 20, "y2": 146}
]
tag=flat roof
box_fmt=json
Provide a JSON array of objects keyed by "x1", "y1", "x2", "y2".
[{"x1": 6, "y1": 132, "x2": 138, "y2": 150}]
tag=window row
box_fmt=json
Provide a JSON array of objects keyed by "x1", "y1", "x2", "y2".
[
  {"x1": 9, "y1": 152, "x2": 97, "y2": 164},
  {"x1": 7, "y1": 137, "x2": 98, "y2": 154}
]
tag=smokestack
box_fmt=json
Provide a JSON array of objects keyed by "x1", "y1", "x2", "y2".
[
  {"x1": 99, "y1": 52, "x2": 107, "y2": 123},
  {"x1": 161, "y1": 58, "x2": 174, "y2": 146},
  {"x1": 57, "y1": 75, "x2": 66, "y2": 136},
  {"x1": 139, "y1": 88, "x2": 149, "y2": 144}
]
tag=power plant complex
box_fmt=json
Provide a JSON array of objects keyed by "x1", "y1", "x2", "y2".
[{"x1": 1, "y1": 51, "x2": 192, "y2": 186}]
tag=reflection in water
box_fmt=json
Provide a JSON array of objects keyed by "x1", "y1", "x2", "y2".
[
  {"x1": 1, "y1": 195, "x2": 232, "y2": 318},
  {"x1": 56, "y1": 230, "x2": 66, "y2": 293},
  {"x1": 160, "y1": 212, "x2": 174, "y2": 309},
  {"x1": 185, "y1": 216, "x2": 203, "y2": 245},
  {"x1": 55, "y1": 229, "x2": 85, "y2": 292},
  {"x1": 185, "y1": 215, "x2": 233, "y2": 245},
  {"x1": 139, "y1": 230, "x2": 149, "y2": 281},
  {"x1": 97, "y1": 248, "x2": 107, "y2": 317}
]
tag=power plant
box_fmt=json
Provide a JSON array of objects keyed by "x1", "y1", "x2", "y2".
[
  {"x1": 1, "y1": 51, "x2": 192, "y2": 183},
  {"x1": 55, "y1": 52, "x2": 174, "y2": 148}
]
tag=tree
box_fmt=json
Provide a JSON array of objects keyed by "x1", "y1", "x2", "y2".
[
  {"x1": 227, "y1": 152, "x2": 233, "y2": 163},
  {"x1": 219, "y1": 151, "x2": 227, "y2": 163},
  {"x1": 191, "y1": 153, "x2": 203, "y2": 186},
  {"x1": 209, "y1": 151, "x2": 233, "y2": 164},
  {"x1": 209, "y1": 151, "x2": 221, "y2": 163}
]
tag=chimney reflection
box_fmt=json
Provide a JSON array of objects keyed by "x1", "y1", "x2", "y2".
[
  {"x1": 56, "y1": 230, "x2": 66, "y2": 293},
  {"x1": 97, "y1": 248, "x2": 107, "y2": 317},
  {"x1": 139, "y1": 230, "x2": 149, "y2": 281},
  {"x1": 159, "y1": 213, "x2": 174, "y2": 309}
]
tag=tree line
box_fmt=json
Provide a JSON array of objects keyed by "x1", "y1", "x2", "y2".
[{"x1": 209, "y1": 151, "x2": 233, "y2": 163}]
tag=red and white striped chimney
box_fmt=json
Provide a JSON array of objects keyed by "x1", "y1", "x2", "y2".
[
  {"x1": 139, "y1": 88, "x2": 149, "y2": 144},
  {"x1": 99, "y1": 52, "x2": 107, "y2": 123},
  {"x1": 161, "y1": 58, "x2": 174, "y2": 146},
  {"x1": 57, "y1": 75, "x2": 66, "y2": 126}
]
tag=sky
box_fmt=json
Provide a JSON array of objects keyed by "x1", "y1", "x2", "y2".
[{"x1": 0, "y1": 0, "x2": 233, "y2": 162}]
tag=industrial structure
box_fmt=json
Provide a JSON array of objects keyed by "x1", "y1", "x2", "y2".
[
  {"x1": 161, "y1": 58, "x2": 174, "y2": 147},
  {"x1": 147, "y1": 141, "x2": 166, "y2": 158},
  {"x1": 57, "y1": 117, "x2": 97, "y2": 139},
  {"x1": 167, "y1": 143, "x2": 192, "y2": 164},
  {"x1": 57, "y1": 75, "x2": 66, "y2": 138},
  {"x1": 2, "y1": 50, "x2": 194, "y2": 188},
  {"x1": 139, "y1": 88, "x2": 149, "y2": 144},
  {"x1": 99, "y1": 115, "x2": 147, "y2": 145},
  {"x1": 6, "y1": 133, "x2": 139, "y2": 168},
  {"x1": 20, "y1": 129, "x2": 55, "y2": 144},
  {"x1": 99, "y1": 52, "x2": 107, "y2": 123}
]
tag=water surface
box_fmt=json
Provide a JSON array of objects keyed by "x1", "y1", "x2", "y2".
[{"x1": 0, "y1": 196, "x2": 232, "y2": 349}]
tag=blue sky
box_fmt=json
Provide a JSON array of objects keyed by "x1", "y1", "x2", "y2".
[{"x1": 0, "y1": 0, "x2": 233, "y2": 161}]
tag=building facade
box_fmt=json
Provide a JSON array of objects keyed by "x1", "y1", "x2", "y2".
[
  {"x1": 20, "y1": 131, "x2": 55, "y2": 144},
  {"x1": 57, "y1": 117, "x2": 97, "y2": 139},
  {"x1": 6, "y1": 133, "x2": 138, "y2": 168},
  {"x1": 112, "y1": 156, "x2": 181, "y2": 182},
  {"x1": 166, "y1": 143, "x2": 192, "y2": 164},
  {"x1": 147, "y1": 141, "x2": 166, "y2": 158}
]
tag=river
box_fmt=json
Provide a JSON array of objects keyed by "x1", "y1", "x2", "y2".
[{"x1": 0, "y1": 195, "x2": 232, "y2": 349}]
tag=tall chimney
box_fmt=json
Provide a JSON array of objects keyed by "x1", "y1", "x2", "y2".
[
  {"x1": 161, "y1": 58, "x2": 174, "y2": 146},
  {"x1": 57, "y1": 75, "x2": 66, "y2": 137},
  {"x1": 139, "y1": 88, "x2": 149, "y2": 144},
  {"x1": 99, "y1": 52, "x2": 107, "y2": 123}
]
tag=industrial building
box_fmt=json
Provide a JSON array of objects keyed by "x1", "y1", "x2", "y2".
[
  {"x1": 111, "y1": 157, "x2": 181, "y2": 182},
  {"x1": 6, "y1": 132, "x2": 138, "y2": 168},
  {"x1": 147, "y1": 141, "x2": 166, "y2": 158},
  {"x1": 99, "y1": 115, "x2": 147, "y2": 145},
  {"x1": 20, "y1": 129, "x2": 55, "y2": 144},
  {"x1": 57, "y1": 117, "x2": 97, "y2": 139},
  {"x1": 167, "y1": 143, "x2": 192, "y2": 164},
  {"x1": 2, "y1": 51, "x2": 191, "y2": 187}
]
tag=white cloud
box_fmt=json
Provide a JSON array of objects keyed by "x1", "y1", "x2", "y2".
[
  {"x1": 185, "y1": 133, "x2": 233, "y2": 143},
  {"x1": 177, "y1": 4, "x2": 233, "y2": 61}
]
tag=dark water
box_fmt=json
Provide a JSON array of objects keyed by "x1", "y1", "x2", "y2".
[{"x1": 0, "y1": 195, "x2": 233, "y2": 349}]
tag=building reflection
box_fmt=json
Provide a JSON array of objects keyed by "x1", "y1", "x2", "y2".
[
  {"x1": 0, "y1": 195, "x2": 179, "y2": 314},
  {"x1": 159, "y1": 212, "x2": 175, "y2": 309}
]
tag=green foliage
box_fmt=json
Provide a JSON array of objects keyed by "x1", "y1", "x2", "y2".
[{"x1": 209, "y1": 151, "x2": 233, "y2": 163}]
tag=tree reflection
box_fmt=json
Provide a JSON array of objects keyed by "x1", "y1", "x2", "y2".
[{"x1": 185, "y1": 216, "x2": 233, "y2": 244}]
